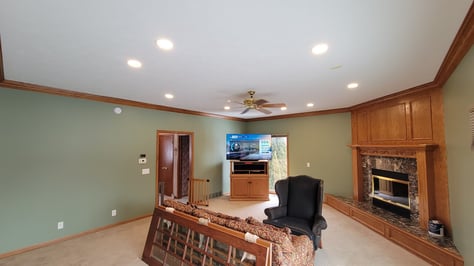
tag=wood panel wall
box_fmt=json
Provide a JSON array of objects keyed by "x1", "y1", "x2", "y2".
[{"x1": 351, "y1": 87, "x2": 451, "y2": 234}]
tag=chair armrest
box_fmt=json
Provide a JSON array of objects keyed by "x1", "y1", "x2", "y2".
[
  {"x1": 264, "y1": 206, "x2": 287, "y2": 220},
  {"x1": 312, "y1": 215, "x2": 327, "y2": 234}
]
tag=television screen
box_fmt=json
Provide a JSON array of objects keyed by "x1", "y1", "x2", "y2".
[{"x1": 226, "y1": 134, "x2": 272, "y2": 160}]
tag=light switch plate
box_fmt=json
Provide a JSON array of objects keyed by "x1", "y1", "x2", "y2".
[{"x1": 142, "y1": 168, "x2": 150, "y2": 175}]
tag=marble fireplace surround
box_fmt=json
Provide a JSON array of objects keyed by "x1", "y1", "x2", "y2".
[
  {"x1": 351, "y1": 144, "x2": 438, "y2": 230},
  {"x1": 362, "y1": 156, "x2": 418, "y2": 222}
]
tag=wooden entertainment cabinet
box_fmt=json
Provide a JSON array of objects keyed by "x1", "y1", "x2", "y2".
[{"x1": 230, "y1": 161, "x2": 269, "y2": 201}]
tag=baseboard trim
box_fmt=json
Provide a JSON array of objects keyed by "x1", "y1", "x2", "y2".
[{"x1": 0, "y1": 214, "x2": 152, "y2": 259}]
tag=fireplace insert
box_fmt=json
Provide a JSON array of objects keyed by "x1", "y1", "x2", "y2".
[{"x1": 371, "y1": 168, "x2": 410, "y2": 218}]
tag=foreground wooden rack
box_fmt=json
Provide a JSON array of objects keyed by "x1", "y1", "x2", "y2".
[{"x1": 142, "y1": 206, "x2": 272, "y2": 266}]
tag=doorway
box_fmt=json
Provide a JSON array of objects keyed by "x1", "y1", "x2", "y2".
[
  {"x1": 269, "y1": 135, "x2": 288, "y2": 191},
  {"x1": 156, "y1": 130, "x2": 194, "y2": 206}
]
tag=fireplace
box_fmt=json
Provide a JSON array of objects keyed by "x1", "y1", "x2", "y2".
[
  {"x1": 353, "y1": 144, "x2": 438, "y2": 229},
  {"x1": 371, "y1": 168, "x2": 410, "y2": 218},
  {"x1": 361, "y1": 154, "x2": 420, "y2": 224}
]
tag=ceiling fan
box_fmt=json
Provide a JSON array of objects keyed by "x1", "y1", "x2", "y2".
[{"x1": 239, "y1": 90, "x2": 286, "y2": 115}]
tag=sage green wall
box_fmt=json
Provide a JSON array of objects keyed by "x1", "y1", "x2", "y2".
[
  {"x1": 0, "y1": 88, "x2": 244, "y2": 254},
  {"x1": 443, "y1": 45, "x2": 474, "y2": 265},
  {"x1": 246, "y1": 113, "x2": 353, "y2": 197}
]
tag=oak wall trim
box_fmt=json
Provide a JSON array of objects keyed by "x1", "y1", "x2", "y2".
[
  {"x1": 0, "y1": 214, "x2": 152, "y2": 260},
  {"x1": 0, "y1": 80, "x2": 244, "y2": 122}
]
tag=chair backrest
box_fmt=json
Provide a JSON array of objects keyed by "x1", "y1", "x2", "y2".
[{"x1": 276, "y1": 175, "x2": 323, "y2": 221}]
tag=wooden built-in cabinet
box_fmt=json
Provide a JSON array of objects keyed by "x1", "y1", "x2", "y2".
[
  {"x1": 230, "y1": 161, "x2": 269, "y2": 201},
  {"x1": 351, "y1": 87, "x2": 451, "y2": 232}
]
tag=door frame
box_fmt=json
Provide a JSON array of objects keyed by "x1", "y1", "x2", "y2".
[{"x1": 156, "y1": 130, "x2": 194, "y2": 207}]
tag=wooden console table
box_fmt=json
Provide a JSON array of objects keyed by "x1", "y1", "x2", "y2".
[{"x1": 326, "y1": 194, "x2": 463, "y2": 266}]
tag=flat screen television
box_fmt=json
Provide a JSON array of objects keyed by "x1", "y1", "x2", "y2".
[{"x1": 226, "y1": 134, "x2": 272, "y2": 160}]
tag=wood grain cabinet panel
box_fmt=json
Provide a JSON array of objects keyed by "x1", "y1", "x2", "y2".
[
  {"x1": 387, "y1": 227, "x2": 455, "y2": 266},
  {"x1": 350, "y1": 208, "x2": 385, "y2": 235},
  {"x1": 369, "y1": 103, "x2": 407, "y2": 142},
  {"x1": 356, "y1": 111, "x2": 369, "y2": 143},
  {"x1": 410, "y1": 97, "x2": 433, "y2": 140}
]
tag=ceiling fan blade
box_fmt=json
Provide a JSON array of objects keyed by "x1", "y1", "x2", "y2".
[
  {"x1": 254, "y1": 99, "x2": 268, "y2": 105},
  {"x1": 257, "y1": 108, "x2": 272, "y2": 114},
  {"x1": 261, "y1": 103, "x2": 286, "y2": 108},
  {"x1": 241, "y1": 108, "x2": 250, "y2": 114}
]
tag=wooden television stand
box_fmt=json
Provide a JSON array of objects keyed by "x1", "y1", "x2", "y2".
[{"x1": 230, "y1": 161, "x2": 269, "y2": 201}]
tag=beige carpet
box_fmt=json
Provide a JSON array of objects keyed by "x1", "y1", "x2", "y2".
[{"x1": 0, "y1": 195, "x2": 428, "y2": 266}]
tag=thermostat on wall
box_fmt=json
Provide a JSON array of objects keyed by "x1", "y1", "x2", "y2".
[{"x1": 139, "y1": 154, "x2": 147, "y2": 164}]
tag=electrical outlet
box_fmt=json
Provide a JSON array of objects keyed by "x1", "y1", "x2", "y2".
[
  {"x1": 112, "y1": 209, "x2": 117, "y2": 217},
  {"x1": 57, "y1": 221, "x2": 64, "y2": 230}
]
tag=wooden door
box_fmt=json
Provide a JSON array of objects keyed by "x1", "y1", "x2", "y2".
[{"x1": 159, "y1": 134, "x2": 174, "y2": 196}]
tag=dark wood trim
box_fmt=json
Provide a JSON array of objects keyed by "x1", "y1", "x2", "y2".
[
  {"x1": 434, "y1": 3, "x2": 474, "y2": 87},
  {"x1": 0, "y1": 214, "x2": 152, "y2": 260},
  {"x1": 247, "y1": 107, "x2": 351, "y2": 121},
  {"x1": 0, "y1": 79, "x2": 244, "y2": 122},
  {"x1": 349, "y1": 82, "x2": 438, "y2": 111}
]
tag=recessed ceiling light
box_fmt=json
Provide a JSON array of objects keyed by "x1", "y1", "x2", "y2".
[
  {"x1": 224, "y1": 106, "x2": 230, "y2": 110},
  {"x1": 280, "y1": 106, "x2": 287, "y2": 111},
  {"x1": 156, "y1": 38, "x2": 174, "y2": 50},
  {"x1": 311, "y1": 43, "x2": 328, "y2": 55},
  {"x1": 347, "y1": 83, "x2": 359, "y2": 89},
  {"x1": 307, "y1": 103, "x2": 314, "y2": 107},
  {"x1": 127, "y1": 59, "x2": 142, "y2": 68},
  {"x1": 165, "y1": 93, "x2": 174, "y2": 99}
]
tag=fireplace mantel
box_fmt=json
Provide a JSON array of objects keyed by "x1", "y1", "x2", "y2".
[
  {"x1": 350, "y1": 144, "x2": 438, "y2": 158},
  {"x1": 350, "y1": 143, "x2": 438, "y2": 230}
]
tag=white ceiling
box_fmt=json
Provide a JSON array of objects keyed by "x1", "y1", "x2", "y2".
[{"x1": 0, "y1": 0, "x2": 472, "y2": 118}]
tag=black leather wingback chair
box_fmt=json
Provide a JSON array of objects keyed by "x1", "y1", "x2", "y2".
[{"x1": 263, "y1": 175, "x2": 327, "y2": 250}]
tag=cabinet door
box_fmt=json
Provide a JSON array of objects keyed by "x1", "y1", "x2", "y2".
[
  {"x1": 248, "y1": 177, "x2": 268, "y2": 198},
  {"x1": 231, "y1": 177, "x2": 250, "y2": 198}
]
